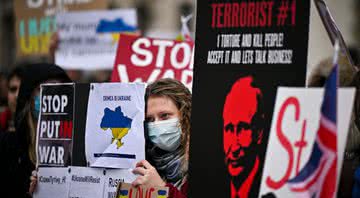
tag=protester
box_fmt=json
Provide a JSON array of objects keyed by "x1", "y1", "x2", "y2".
[
  {"x1": 0, "y1": 63, "x2": 71, "y2": 197},
  {"x1": 0, "y1": 71, "x2": 8, "y2": 110},
  {"x1": 308, "y1": 54, "x2": 360, "y2": 198},
  {"x1": 132, "y1": 78, "x2": 191, "y2": 198},
  {"x1": 0, "y1": 66, "x2": 24, "y2": 132}
]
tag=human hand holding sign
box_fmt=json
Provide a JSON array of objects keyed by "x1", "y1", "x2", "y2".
[
  {"x1": 132, "y1": 160, "x2": 166, "y2": 187},
  {"x1": 29, "y1": 170, "x2": 38, "y2": 195}
]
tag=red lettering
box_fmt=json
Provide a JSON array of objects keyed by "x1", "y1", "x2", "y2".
[
  {"x1": 145, "y1": 188, "x2": 155, "y2": 198},
  {"x1": 266, "y1": 97, "x2": 300, "y2": 189},
  {"x1": 231, "y1": 3, "x2": 239, "y2": 27},
  {"x1": 211, "y1": 4, "x2": 217, "y2": 28},
  {"x1": 267, "y1": 2, "x2": 273, "y2": 26},
  {"x1": 294, "y1": 120, "x2": 307, "y2": 174},
  {"x1": 136, "y1": 186, "x2": 143, "y2": 198},
  {"x1": 259, "y1": 3, "x2": 267, "y2": 26},
  {"x1": 291, "y1": 0, "x2": 296, "y2": 26},
  {"x1": 239, "y1": 2, "x2": 247, "y2": 27},
  {"x1": 247, "y1": 2, "x2": 255, "y2": 26},
  {"x1": 209, "y1": 2, "x2": 274, "y2": 28},
  {"x1": 224, "y1": 3, "x2": 231, "y2": 27},
  {"x1": 129, "y1": 188, "x2": 133, "y2": 198},
  {"x1": 60, "y1": 121, "x2": 72, "y2": 138},
  {"x1": 217, "y1": 3, "x2": 224, "y2": 28}
]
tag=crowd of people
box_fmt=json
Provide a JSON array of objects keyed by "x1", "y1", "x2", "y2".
[
  {"x1": 0, "y1": 59, "x2": 192, "y2": 198},
  {"x1": 0, "y1": 15, "x2": 359, "y2": 198}
]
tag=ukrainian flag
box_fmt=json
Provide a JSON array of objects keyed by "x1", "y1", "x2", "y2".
[
  {"x1": 118, "y1": 190, "x2": 129, "y2": 198},
  {"x1": 157, "y1": 190, "x2": 167, "y2": 198}
]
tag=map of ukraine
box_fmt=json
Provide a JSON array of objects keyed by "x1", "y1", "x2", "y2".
[{"x1": 100, "y1": 106, "x2": 132, "y2": 148}]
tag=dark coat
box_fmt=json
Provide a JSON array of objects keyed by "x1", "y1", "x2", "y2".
[{"x1": 0, "y1": 63, "x2": 70, "y2": 198}]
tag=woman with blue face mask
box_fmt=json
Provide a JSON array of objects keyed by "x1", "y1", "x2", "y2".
[
  {"x1": 132, "y1": 78, "x2": 191, "y2": 198},
  {"x1": 0, "y1": 63, "x2": 71, "y2": 197}
]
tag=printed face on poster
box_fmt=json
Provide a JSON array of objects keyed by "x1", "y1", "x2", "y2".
[
  {"x1": 36, "y1": 83, "x2": 74, "y2": 167},
  {"x1": 55, "y1": 9, "x2": 138, "y2": 70},
  {"x1": 13, "y1": 0, "x2": 107, "y2": 57},
  {"x1": 85, "y1": 83, "x2": 146, "y2": 169},
  {"x1": 258, "y1": 88, "x2": 355, "y2": 197},
  {"x1": 190, "y1": 0, "x2": 310, "y2": 197},
  {"x1": 111, "y1": 34, "x2": 194, "y2": 90}
]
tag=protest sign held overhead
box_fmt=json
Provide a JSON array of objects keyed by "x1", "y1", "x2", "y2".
[
  {"x1": 13, "y1": 0, "x2": 107, "y2": 57},
  {"x1": 258, "y1": 87, "x2": 355, "y2": 197},
  {"x1": 111, "y1": 34, "x2": 194, "y2": 90},
  {"x1": 55, "y1": 9, "x2": 138, "y2": 70},
  {"x1": 85, "y1": 83, "x2": 145, "y2": 169},
  {"x1": 37, "y1": 83, "x2": 74, "y2": 167},
  {"x1": 190, "y1": 0, "x2": 310, "y2": 197}
]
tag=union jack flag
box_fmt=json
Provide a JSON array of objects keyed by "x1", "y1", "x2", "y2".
[{"x1": 287, "y1": 44, "x2": 339, "y2": 198}]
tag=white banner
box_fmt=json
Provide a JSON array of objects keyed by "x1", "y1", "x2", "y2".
[
  {"x1": 55, "y1": 9, "x2": 138, "y2": 70},
  {"x1": 33, "y1": 166, "x2": 137, "y2": 198},
  {"x1": 85, "y1": 83, "x2": 145, "y2": 168},
  {"x1": 258, "y1": 87, "x2": 355, "y2": 197},
  {"x1": 34, "y1": 167, "x2": 70, "y2": 198},
  {"x1": 68, "y1": 166, "x2": 105, "y2": 198}
]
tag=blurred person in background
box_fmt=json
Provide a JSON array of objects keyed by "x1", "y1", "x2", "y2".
[
  {"x1": 0, "y1": 66, "x2": 24, "y2": 132},
  {"x1": 308, "y1": 51, "x2": 359, "y2": 198},
  {"x1": 0, "y1": 71, "x2": 8, "y2": 111},
  {"x1": 0, "y1": 63, "x2": 71, "y2": 197}
]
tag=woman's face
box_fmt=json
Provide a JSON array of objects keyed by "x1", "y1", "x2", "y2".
[
  {"x1": 146, "y1": 96, "x2": 180, "y2": 123},
  {"x1": 31, "y1": 79, "x2": 62, "y2": 120},
  {"x1": 8, "y1": 75, "x2": 21, "y2": 114}
]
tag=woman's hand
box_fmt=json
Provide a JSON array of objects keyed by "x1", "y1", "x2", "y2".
[
  {"x1": 132, "y1": 160, "x2": 166, "y2": 187},
  {"x1": 29, "y1": 170, "x2": 38, "y2": 194}
]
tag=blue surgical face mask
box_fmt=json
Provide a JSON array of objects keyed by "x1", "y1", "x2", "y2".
[
  {"x1": 32, "y1": 95, "x2": 40, "y2": 119},
  {"x1": 147, "y1": 118, "x2": 181, "y2": 152}
]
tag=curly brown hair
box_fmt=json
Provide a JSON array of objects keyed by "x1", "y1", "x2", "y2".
[{"x1": 145, "y1": 78, "x2": 192, "y2": 151}]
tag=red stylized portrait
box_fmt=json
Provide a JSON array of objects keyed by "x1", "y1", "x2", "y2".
[{"x1": 223, "y1": 76, "x2": 265, "y2": 198}]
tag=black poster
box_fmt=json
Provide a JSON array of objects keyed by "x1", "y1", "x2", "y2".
[
  {"x1": 189, "y1": 0, "x2": 310, "y2": 197},
  {"x1": 37, "y1": 83, "x2": 74, "y2": 167}
]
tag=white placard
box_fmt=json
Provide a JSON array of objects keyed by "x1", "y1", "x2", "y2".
[
  {"x1": 33, "y1": 167, "x2": 70, "y2": 198},
  {"x1": 55, "y1": 9, "x2": 137, "y2": 70},
  {"x1": 258, "y1": 88, "x2": 355, "y2": 197},
  {"x1": 85, "y1": 83, "x2": 146, "y2": 168},
  {"x1": 68, "y1": 166, "x2": 105, "y2": 198},
  {"x1": 103, "y1": 169, "x2": 137, "y2": 198}
]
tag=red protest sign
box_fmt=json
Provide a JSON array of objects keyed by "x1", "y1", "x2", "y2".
[{"x1": 111, "y1": 34, "x2": 194, "y2": 89}]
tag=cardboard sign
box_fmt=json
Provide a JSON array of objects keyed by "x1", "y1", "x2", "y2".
[
  {"x1": 104, "y1": 169, "x2": 137, "y2": 198},
  {"x1": 111, "y1": 34, "x2": 194, "y2": 90},
  {"x1": 258, "y1": 88, "x2": 355, "y2": 197},
  {"x1": 14, "y1": 0, "x2": 107, "y2": 57},
  {"x1": 116, "y1": 183, "x2": 169, "y2": 198},
  {"x1": 33, "y1": 167, "x2": 70, "y2": 198},
  {"x1": 36, "y1": 83, "x2": 74, "y2": 167},
  {"x1": 85, "y1": 83, "x2": 146, "y2": 168},
  {"x1": 189, "y1": 0, "x2": 310, "y2": 197},
  {"x1": 55, "y1": 9, "x2": 138, "y2": 70}
]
